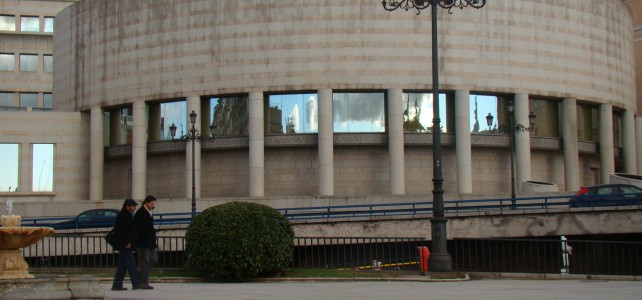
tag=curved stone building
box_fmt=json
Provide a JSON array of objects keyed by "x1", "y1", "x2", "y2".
[{"x1": 1, "y1": 0, "x2": 640, "y2": 215}]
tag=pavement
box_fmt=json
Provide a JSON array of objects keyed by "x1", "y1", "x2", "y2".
[{"x1": 101, "y1": 275, "x2": 642, "y2": 300}]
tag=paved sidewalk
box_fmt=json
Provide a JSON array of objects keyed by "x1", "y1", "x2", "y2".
[{"x1": 102, "y1": 279, "x2": 642, "y2": 300}]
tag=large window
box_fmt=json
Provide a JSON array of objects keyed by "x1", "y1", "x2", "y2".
[
  {"x1": 44, "y1": 17, "x2": 54, "y2": 33},
  {"x1": 0, "y1": 92, "x2": 13, "y2": 107},
  {"x1": 32, "y1": 144, "x2": 54, "y2": 192},
  {"x1": 530, "y1": 98, "x2": 560, "y2": 137},
  {"x1": 333, "y1": 92, "x2": 385, "y2": 133},
  {"x1": 43, "y1": 55, "x2": 53, "y2": 72},
  {"x1": 403, "y1": 92, "x2": 447, "y2": 133},
  {"x1": 43, "y1": 93, "x2": 52, "y2": 109},
  {"x1": 577, "y1": 104, "x2": 598, "y2": 142},
  {"x1": 0, "y1": 144, "x2": 19, "y2": 192},
  {"x1": 265, "y1": 93, "x2": 318, "y2": 134},
  {"x1": 159, "y1": 101, "x2": 186, "y2": 140},
  {"x1": 470, "y1": 95, "x2": 499, "y2": 133},
  {"x1": 210, "y1": 96, "x2": 249, "y2": 136},
  {"x1": 20, "y1": 54, "x2": 38, "y2": 72},
  {"x1": 20, "y1": 16, "x2": 39, "y2": 32},
  {"x1": 0, "y1": 53, "x2": 14, "y2": 71},
  {"x1": 0, "y1": 15, "x2": 15, "y2": 31},
  {"x1": 20, "y1": 93, "x2": 38, "y2": 109}
]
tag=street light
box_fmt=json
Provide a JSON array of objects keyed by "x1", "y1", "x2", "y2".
[
  {"x1": 485, "y1": 100, "x2": 536, "y2": 208},
  {"x1": 381, "y1": 0, "x2": 486, "y2": 272},
  {"x1": 170, "y1": 110, "x2": 217, "y2": 218}
]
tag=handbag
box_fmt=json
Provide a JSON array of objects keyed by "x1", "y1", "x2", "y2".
[{"x1": 104, "y1": 228, "x2": 118, "y2": 248}]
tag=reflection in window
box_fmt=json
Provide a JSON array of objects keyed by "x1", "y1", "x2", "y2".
[
  {"x1": 44, "y1": 17, "x2": 54, "y2": 33},
  {"x1": 20, "y1": 16, "x2": 39, "y2": 32},
  {"x1": 577, "y1": 104, "x2": 598, "y2": 142},
  {"x1": 333, "y1": 92, "x2": 385, "y2": 133},
  {"x1": 470, "y1": 95, "x2": 498, "y2": 133},
  {"x1": 530, "y1": 98, "x2": 560, "y2": 137},
  {"x1": 160, "y1": 101, "x2": 186, "y2": 140},
  {"x1": 403, "y1": 93, "x2": 447, "y2": 133},
  {"x1": 43, "y1": 55, "x2": 53, "y2": 72},
  {"x1": 32, "y1": 144, "x2": 54, "y2": 192},
  {"x1": 0, "y1": 53, "x2": 14, "y2": 71},
  {"x1": 104, "y1": 108, "x2": 134, "y2": 145},
  {"x1": 0, "y1": 92, "x2": 12, "y2": 107},
  {"x1": 210, "y1": 96, "x2": 249, "y2": 136},
  {"x1": 266, "y1": 93, "x2": 318, "y2": 134},
  {"x1": 43, "y1": 93, "x2": 52, "y2": 109},
  {"x1": 613, "y1": 111, "x2": 622, "y2": 148},
  {"x1": 20, "y1": 93, "x2": 38, "y2": 108},
  {"x1": 20, "y1": 54, "x2": 38, "y2": 72},
  {"x1": 0, "y1": 15, "x2": 15, "y2": 31},
  {"x1": 0, "y1": 144, "x2": 19, "y2": 192}
]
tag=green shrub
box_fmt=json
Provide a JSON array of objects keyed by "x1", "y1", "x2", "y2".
[{"x1": 185, "y1": 201, "x2": 294, "y2": 282}]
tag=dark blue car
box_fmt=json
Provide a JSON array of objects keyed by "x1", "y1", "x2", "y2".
[
  {"x1": 569, "y1": 184, "x2": 642, "y2": 208},
  {"x1": 52, "y1": 209, "x2": 119, "y2": 230}
]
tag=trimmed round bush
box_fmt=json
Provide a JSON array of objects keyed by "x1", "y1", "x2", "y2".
[{"x1": 185, "y1": 201, "x2": 294, "y2": 282}]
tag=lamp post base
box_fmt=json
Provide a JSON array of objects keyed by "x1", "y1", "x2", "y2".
[{"x1": 428, "y1": 217, "x2": 452, "y2": 272}]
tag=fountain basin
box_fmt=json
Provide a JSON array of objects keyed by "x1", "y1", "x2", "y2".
[{"x1": 0, "y1": 227, "x2": 54, "y2": 250}]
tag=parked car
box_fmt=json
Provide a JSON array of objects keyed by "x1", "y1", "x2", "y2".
[
  {"x1": 52, "y1": 208, "x2": 119, "y2": 230},
  {"x1": 569, "y1": 184, "x2": 642, "y2": 208}
]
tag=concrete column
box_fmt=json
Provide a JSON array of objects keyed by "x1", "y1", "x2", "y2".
[
  {"x1": 637, "y1": 117, "x2": 642, "y2": 175},
  {"x1": 622, "y1": 109, "x2": 636, "y2": 174},
  {"x1": 562, "y1": 98, "x2": 580, "y2": 192},
  {"x1": 148, "y1": 103, "x2": 162, "y2": 142},
  {"x1": 248, "y1": 92, "x2": 264, "y2": 197},
  {"x1": 18, "y1": 142, "x2": 31, "y2": 193},
  {"x1": 132, "y1": 101, "x2": 147, "y2": 200},
  {"x1": 455, "y1": 90, "x2": 472, "y2": 194},
  {"x1": 387, "y1": 88, "x2": 405, "y2": 195},
  {"x1": 599, "y1": 104, "x2": 615, "y2": 183},
  {"x1": 89, "y1": 107, "x2": 104, "y2": 201},
  {"x1": 318, "y1": 88, "x2": 334, "y2": 196},
  {"x1": 514, "y1": 93, "x2": 532, "y2": 192},
  {"x1": 186, "y1": 96, "x2": 201, "y2": 205}
]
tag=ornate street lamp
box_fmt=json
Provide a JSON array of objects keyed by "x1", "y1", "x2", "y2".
[
  {"x1": 381, "y1": 0, "x2": 486, "y2": 272},
  {"x1": 170, "y1": 110, "x2": 217, "y2": 218},
  {"x1": 485, "y1": 100, "x2": 536, "y2": 208}
]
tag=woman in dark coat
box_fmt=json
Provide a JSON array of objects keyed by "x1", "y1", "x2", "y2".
[{"x1": 111, "y1": 198, "x2": 149, "y2": 290}]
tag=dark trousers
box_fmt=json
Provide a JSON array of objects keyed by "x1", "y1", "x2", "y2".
[
  {"x1": 138, "y1": 247, "x2": 157, "y2": 284},
  {"x1": 112, "y1": 249, "x2": 141, "y2": 288}
]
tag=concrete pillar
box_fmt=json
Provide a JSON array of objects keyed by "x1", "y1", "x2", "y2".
[
  {"x1": 185, "y1": 96, "x2": 201, "y2": 206},
  {"x1": 148, "y1": 103, "x2": 162, "y2": 142},
  {"x1": 562, "y1": 98, "x2": 580, "y2": 192},
  {"x1": 514, "y1": 93, "x2": 532, "y2": 191},
  {"x1": 599, "y1": 104, "x2": 615, "y2": 183},
  {"x1": 318, "y1": 89, "x2": 334, "y2": 196},
  {"x1": 89, "y1": 107, "x2": 104, "y2": 201},
  {"x1": 622, "y1": 109, "x2": 636, "y2": 174},
  {"x1": 132, "y1": 101, "x2": 147, "y2": 200},
  {"x1": 249, "y1": 92, "x2": 264, "y2": 197},
  {"x1": 455, "y1": 90, "x2": 472, "y2": 194},
  {"x1": 388, "y1": 88, "x2": 405, "y2": 195},
  {"x1": 18, "y1": 142, "x2": 30, "y2": 193},
  {"x1": 637, "y1": 116, "x2": 642, "y2": 175}
]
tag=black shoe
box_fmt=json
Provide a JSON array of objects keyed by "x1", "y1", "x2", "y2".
[
  {"x1": 133, "y1": 284, "x2": 154, "y2": 290},
  {"x1": 111, "y1": 287, "x2": 127, "y2": 291}
]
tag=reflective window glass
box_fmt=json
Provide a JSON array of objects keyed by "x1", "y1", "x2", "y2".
[
  {"x1": 0, "y1": 92, "x2": 13, "y2": 107},
  {"x1": 0, "y1": 15, "x2": 15, "y2": 31},
  {"x1": 210, "y1": 96, "x2": 249, "y2": 136},
  {"x1": 266, "y1": 93, "x2": 318, "y2": 134},
  {"x1": 160, "y1": 101, "x2": 187, "y2": 140},
  {"x1": 577, "y1": 104, "x2": 598, "y2": 142},
  {"x1": 19, "y1": 93, "x2": 38, "y2": 108},
  {"x1": 530, "y1": 99, "x2": 560, "y2": 137},
  {"x1": 44, "y1": 17, "x2": 54, "y2": 33},
  {"x1": 20, "y1": 54, "x2": 38, "y2": 72},
  {"x1": 43, "y1": 93, "x2": 52, "y2": 109},
  {"x1": 43, "y1": 55, "x2": 53, "y2": 72},
  {"x1": 32, "y1": 144, "x2": 54, "y2": 192},
  {"x1": 403, "y1": 92, "x2": 447, "y2": 133},
  {"x1": 470, "y1": 95, "x2": 499, "y2": 132},
  {"x1": 333, "y1": 92, "x2": 385, "y2": 133},
  {"x1": 20, "y1": 16, "x2": 39, "y2": 32},
  {"x1": 0, "y1": 53, "x2": 14, "y2": 71},
  {"x1": 0, "y1": 144, "x2": 19, "y2": 192}
]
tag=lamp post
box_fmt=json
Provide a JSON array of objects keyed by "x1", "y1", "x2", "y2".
[
  {"x1": 485, "y1": 100, "x2": 536, "y2": 208},
  {"x1": 170, "y1": 110, "x2": 217, "y2": 218},
  {"x1": 381, "y1": 0, "x2": 486, "y2": 272}
]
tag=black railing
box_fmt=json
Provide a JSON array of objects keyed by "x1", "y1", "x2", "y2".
[{"x1": 23, "y1": 235, "x2": 642, "y2": 276}]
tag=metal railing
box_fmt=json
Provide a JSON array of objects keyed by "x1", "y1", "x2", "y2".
[{"x1": 23, "y1": 234, "x2": 642, "y2": 276}]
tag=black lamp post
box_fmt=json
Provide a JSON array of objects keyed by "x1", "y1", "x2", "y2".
[
  {"x1": 170, "y1": 110, "x2": 217, "y2": 218},
  {"x1": 485, "y1": 100, "x2": 536, "y2": 208},
  {"x1": 381, "y1": 0, "x2": 486, "y2": 272}
]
